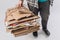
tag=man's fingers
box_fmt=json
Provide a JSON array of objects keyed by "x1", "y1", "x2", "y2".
[{"x1": 19, "y1": 0, "x2": 23, "y2": 7}]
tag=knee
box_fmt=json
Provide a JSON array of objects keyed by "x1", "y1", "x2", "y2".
[{"x1": 42, "y1": 15, "x2": 49, "y2": 21}]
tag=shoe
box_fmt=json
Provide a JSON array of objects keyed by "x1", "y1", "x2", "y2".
[
  {"x1": 43, "y1": 29, "x2": 50, "y2": 36},
  {"x1": 33, "y1": 31, "x2": 38, "y2": 37}
]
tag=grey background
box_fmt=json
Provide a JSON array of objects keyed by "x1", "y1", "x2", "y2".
[{"x1": 0, "y1": 0, "x2": 60, "y2": 40}]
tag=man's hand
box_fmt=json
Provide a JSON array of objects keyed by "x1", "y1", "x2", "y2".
[
  {"x1": 49, "y1": 0, "x2": 54, "y2": 6},
  {"x1": 18, "y1": 0, "x2": 23, "y2": 7}
]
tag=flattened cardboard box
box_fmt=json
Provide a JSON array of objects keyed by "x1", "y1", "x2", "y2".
[{"x1": 5, "y1": 6, "x2": 40, "y2": 37}]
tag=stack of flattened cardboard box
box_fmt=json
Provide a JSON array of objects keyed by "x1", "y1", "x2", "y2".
[{"x1": 5, "y1": 6, "x2": 40, "y2": 37}]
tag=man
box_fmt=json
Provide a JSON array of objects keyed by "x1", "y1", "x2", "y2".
[{"x1": 18, "y1": 0, "x2": 52, "y2": 37}]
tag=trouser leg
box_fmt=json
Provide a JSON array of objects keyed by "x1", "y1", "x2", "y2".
[
  {"x1": 27, "y1": 3, "x2": 38, "y2": 15},
  {"x1": 27, "y1": 3, "x2": 39, "y2": 37},
  {"x1": 38, "y1": 1, "x2": 50, "y2": 29}
]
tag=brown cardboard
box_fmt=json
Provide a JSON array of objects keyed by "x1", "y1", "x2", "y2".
[{"x1": 5, "y1": 6, "x2": 40, "y2": 37}]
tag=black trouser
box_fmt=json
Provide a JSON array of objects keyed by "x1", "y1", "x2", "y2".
[{"x1": 28, "y1": 1, "x2": 50, "y2": 33}]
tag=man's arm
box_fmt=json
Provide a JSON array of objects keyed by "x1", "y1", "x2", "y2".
[{"x1": 19, "y1": 0, "x2": 24, "y2": 3}]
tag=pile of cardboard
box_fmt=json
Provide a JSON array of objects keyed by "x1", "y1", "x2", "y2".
[{"x1": 5, "y1": 6, "x2": 40, "y2": 37}]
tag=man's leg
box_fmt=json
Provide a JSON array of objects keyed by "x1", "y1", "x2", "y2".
[
  {"x1": 27, "y1": 3, "x2": 38, "y2": 15},
  {"x1": 38, "y1": 1, "x2": 50, "y2": 36},
  {"x1": 27, "y1": 3, "x2": 39, "y2": 37}
]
